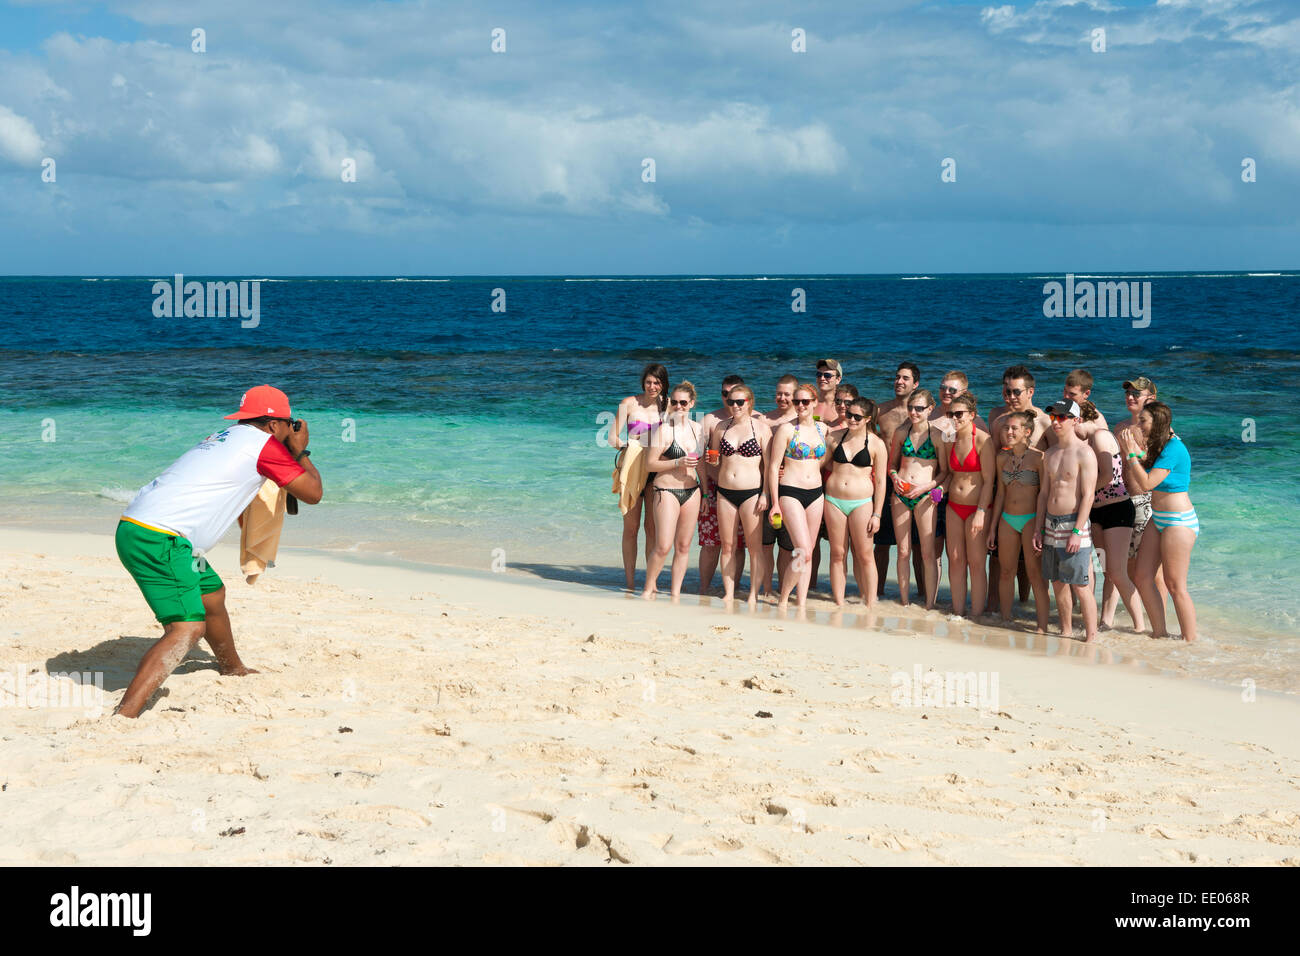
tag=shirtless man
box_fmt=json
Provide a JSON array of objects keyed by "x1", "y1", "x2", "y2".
[
  {"x1": 1032, "y1": 399, "x2": 1099, "y2": 642},
  {"x1": 815, "y1": 359, "x2": 843, "y2": 424},
  {"x1": 698, "y1": 375, "x2": 746, "y2": 593},
  {"x1": 988, "y1": 365, "x2": 1051, "y2": 450},
  {"x1": 930, "y1": 371, "x2": 989, "y2": 440},
  {"x1": 874, "y1": 362, "x2": 926, "y2": 598},
  {"x1": 1044, "y1": 368, "x2": 1108, "y2": 444},
  {"x1": 764, "y1": 374, "x2": 798, "y2": 428}
]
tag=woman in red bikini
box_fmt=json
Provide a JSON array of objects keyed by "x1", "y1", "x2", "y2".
[{"x1": 940, "y1": 391, "x2": 996, "y2": 617}]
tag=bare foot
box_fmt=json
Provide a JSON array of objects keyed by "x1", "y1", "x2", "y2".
[{"x1": 218, "y1": 665, "x2": 259, "y2": 676}]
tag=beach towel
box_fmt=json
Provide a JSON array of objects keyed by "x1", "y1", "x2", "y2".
[
  {"x1": 239, "y1": 479, "x2": 287, "y2": 584},
  {"x1": 612, "y1": 442, "x2": 648, "y2": 516}
]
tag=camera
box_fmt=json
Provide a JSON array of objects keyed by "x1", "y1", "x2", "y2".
[{"x1": 290, "y1": 419, "x2": 302, "y2": 432}]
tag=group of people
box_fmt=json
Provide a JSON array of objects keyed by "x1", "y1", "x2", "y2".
[{"x1": 612, "y1": 360, "x2": 1200, "y2": 643}]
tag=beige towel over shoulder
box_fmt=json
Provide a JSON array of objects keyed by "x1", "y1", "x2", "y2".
[
  {"x1": 240, "y1": 479, "x2": 287, "y2": 584},
  {"x1": 612, "y1": 442, "x2": 648, "y2": 516}
]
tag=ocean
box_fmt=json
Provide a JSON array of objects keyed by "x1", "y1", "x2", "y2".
[{"x1": 2, "y1": 274, "x2": 1298, "y2": 690}]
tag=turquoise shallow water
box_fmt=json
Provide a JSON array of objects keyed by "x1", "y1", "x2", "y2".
[{"x1": 1, "y1": 275, "x2": 1298, "y2": 689}]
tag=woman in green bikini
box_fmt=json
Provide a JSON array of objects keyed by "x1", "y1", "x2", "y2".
[
  {"x1": 989, "y1": 410, "x2": 1048, "y2": 632},
  {"x1": 643, "y1": 382, "x2": 705, "y2": 600},
  {"x1": 824, "y1": 397, "x2": 888, "y2": 607},
  {"x1": 888, "y1": 388, "x2": 946, "y2": 609}
]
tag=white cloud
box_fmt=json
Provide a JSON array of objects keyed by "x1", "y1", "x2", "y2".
[{"x1": 0, "y1": 105, "x2": 45, "y2": 165}]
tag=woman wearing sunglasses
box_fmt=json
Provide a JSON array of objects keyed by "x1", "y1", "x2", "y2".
[
  {"x1": 768, "y1": 383, "x2": 829, "y2": 610},
  {"x1": 940, "y1": 391, "x2": 996, "y2": 618},
  {"x1": 643, "y1": 382, "x2": 705, "y2": 600},
  {"x1": 823, "y1": 397, "x2": 887, "y2": 606},
  {"x1": 707, "y1": 385, "x2": 773, "y2": 605},
  {"x1": 888, "y1": 388, "x2": 946, "y2": 609}
]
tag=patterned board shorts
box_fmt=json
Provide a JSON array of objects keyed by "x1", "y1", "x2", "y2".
[
  {"x1": 698, "y1": 489, "x2": 745, "y2": 549},
  {"x1": 1129, "y1": 493, "x2": 1152, "y2": 559}
]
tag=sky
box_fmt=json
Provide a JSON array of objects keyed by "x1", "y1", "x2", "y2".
[{"x1": 0, "y1": 0, "x2": 1297, "y2": 274}]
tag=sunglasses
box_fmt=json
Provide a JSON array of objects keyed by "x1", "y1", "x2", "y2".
[
  {"x1": 1049, "y1": 413, "x2": 1074, "y2": 422},
  {"x1": 939, "y1": 385, "x2": 960, "y2": 394},
  {"x1": 1003, "y1": 387, "x2": 1026, "y2": 397},
  {"x1": 817, "y1": 371, "x2": 836, "y2": 379},
  {"x1": 950, "y1": 410, "x2": 970, "y2": 419},
  {"x1": 845, "y1": 412, "x2": 866, "y2": 422},
  {"x1": 669, "y1": 399, "x2": 691, "y2": 407},
  {"x1": 1124, "y1": 389, "x2": 1144, "y2": 398},
  {"x1": 725, "y1": 398, "x2": 747, "y2": 407},
  {"x1": 793, "y1": 398, "x2": 814, "y2": 406},
  {"x1": 834, "y1": 398, "x2": 849, "y2": 405},
  {"x1": 907, "y1": 404, "x2": 929, "y2": 413}
]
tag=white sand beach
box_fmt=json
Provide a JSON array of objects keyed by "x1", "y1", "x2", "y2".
[{"x1": 2, "y1": 527, "x2": 1298, "y2": 866}]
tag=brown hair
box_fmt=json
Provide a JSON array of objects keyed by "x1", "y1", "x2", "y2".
[
  {"x1": 1006, "y1": 410, "x2": 1035, "y2": 432},
  {"x1": 671, "y1": 381, "x2": 697, "y2": 403},
  {"x1": 1140, "y1": 401, "x2": 1174, "y2": 470},
  {"x1": 907, "y1": 388, "x2": 935, "y2": 409},
  {"x1": 1079, "y1": 399, "x2": 1099, "y2": 422},
  {"x1": 942, "y1": 370, "x2": 969, "y2": 389},
  {"x1": 640, "y1": 363, "x2": 669, "y2": 413},
  {"x1": 846, "y1": 397, "x2": 881, "y2": 438},
  {"x1": 1003, "y1": 364, "x2": 1035, "y2": 387},
  {"x1": 835, "y1": 384, "x2": 860, "y2": 400},
  {"x1": 777, "y1": 374, "x2": 799, "y2": 387},
  {"x1": 728, "y1": 384, "x2": 755, "y2": 407},
  {"x1": 950, "y1": 391, "x2": 977, "y2": 414},
  {"x1": 1066, "y1": 368, "x2": 1094, "y2": 391}
]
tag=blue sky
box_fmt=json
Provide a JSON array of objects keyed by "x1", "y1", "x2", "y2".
[{"x1": 1, "y1": 0, "x2": 1297, "y2": 274}]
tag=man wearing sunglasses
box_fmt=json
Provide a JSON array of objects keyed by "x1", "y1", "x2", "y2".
[
  {"x1": 989, "y1": 365, "x2": 1051, "y2": 450},
  {"x1": 814, "y1": 359, "x2": 842, "y2": 423},
  {"x1": 114, "y1": 385, "x2": 323, "y2": 717}
]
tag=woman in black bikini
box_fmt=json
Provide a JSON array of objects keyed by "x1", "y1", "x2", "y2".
[
  {"x1": 643, "y1": 383, "x2": 705, "y2": 600},
  {"x1": 708, "y1": 385, "x2": 773, "y2": 605},
  {"x1": 768, "y1": 383, "x2": 829, "y2": 611},
  {"x1": 823, "y1": 397, "x2": 888, "y2": 607}
]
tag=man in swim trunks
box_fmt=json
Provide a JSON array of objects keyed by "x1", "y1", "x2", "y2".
[
  {"x1": 758, "y1": 374, "x2": 799, "y2": 593},
  {"x1": 698, "y1": 375, "x2": 747, "y2": 593},
  {"x1": 114, "y1": 385, "x2": 323, "y2": 717},
  {"x1": 1033, "y1": 399, "x2": 1099, "y2": 642},
  {"x1": 874, "y1": 362, "x2": 926, "y2": 599}
]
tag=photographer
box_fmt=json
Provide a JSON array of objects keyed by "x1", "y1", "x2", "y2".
[{"x1": 113, "y1": 385, "x2": 322, "y2": 717}]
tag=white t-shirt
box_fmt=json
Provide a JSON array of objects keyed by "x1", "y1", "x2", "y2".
[{"x1": 124, "y1": 424, "x2": 305, "y2": 553}]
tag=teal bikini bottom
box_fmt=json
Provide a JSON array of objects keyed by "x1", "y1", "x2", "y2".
[
  {"x1": 1001, "y1": 511, "x2": 1035, "y2": 533},
  {"x1": 826, "y1": 494, "x2": 872, "y2": 517}
]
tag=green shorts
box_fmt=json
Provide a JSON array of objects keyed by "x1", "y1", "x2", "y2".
[{"x1": 115, "y1": 519, "x2": 224, "y2": 624}]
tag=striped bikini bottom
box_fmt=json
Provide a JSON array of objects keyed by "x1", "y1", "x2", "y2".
[{"x1": 1151, "y1": 508, "x2": 1200, "y2": 537}]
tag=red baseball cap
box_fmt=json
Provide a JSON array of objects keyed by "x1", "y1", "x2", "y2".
[{"x1": 224, "y1": 385, "x2": 292, "y2": 420}]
